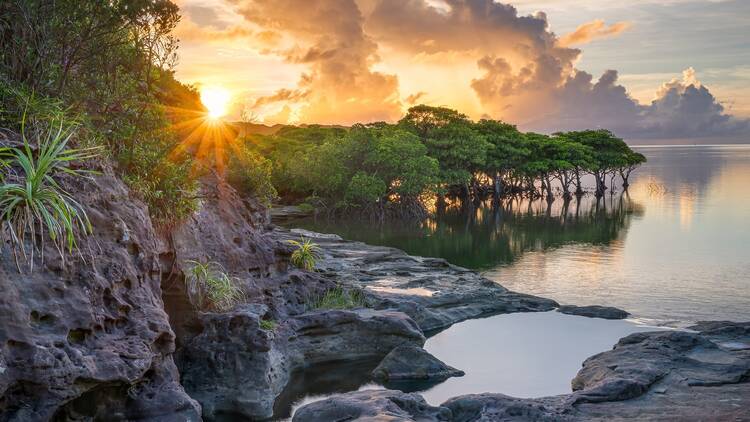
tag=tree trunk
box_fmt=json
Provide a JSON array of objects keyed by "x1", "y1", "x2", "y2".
[
  {"x1": 574, "y1": 170, "x2": 584, "y2": 196},
  {"x1": 594, "y1": 172, "x2": 607, "y2": 197}
]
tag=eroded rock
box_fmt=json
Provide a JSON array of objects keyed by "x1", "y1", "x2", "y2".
[
  {"x1": 0, "y1": 170, "x2": 200, "y2": 421},
  {"x1": 295, "y1": 321, "x2": 750, "y2": 421},
  {"x1": 178, "y1": 306, "x2": 425, "y2": 420}
]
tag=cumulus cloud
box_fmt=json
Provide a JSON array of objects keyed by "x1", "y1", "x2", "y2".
[
  {"x1": 228, "y1": 0, "x2": 402, "y2": 125},
  {"x1": 477, "y1": 66, "x2": 749, "y2": 140},
  {"x1": 181, "y1": 0, "x2": 747, "y2": 140},
  {"x1": 558, "y1": 20, "x2": 632, "y2": 47}
]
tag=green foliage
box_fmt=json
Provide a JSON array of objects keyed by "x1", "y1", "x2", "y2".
[
  {"x1": 308, "y1": 285, "x2": 369, "y2": 311},
  {"x1": 227, "y1": 145, "x2": 278, "y2": 206},
  {"x1": 345, "y1": 172, "x2": 387, "y2": 205},
  {"x1": 287, "y1": 237, "x2": 322, "y2": 271},
  {"x1": 184, "y1": 260, "x2": 245, "y2": 312},
  {"x1": 123, "y1": 133, "x2": 199, "y2": 225},
  {"x1": 1, "y1": 1, "x2": 203, "y2": 226},
  {"x1": 399, "y1": 105, "x2": 490, "y2": 186},
  {"x1": 0, "y1": 107, "x2": 98, "y2": 271},
  {"x1": 259, "y1": 319, "x2": 277, "y2": 331}
]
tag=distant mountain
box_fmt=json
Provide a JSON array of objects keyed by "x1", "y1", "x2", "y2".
[{"x1": 229, "y1": 122, "x2": 349, "y2": 137}]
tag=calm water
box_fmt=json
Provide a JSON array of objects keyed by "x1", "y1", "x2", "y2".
[{"x1": 286, "y1": 145, "x2": 750, "y2": 326}]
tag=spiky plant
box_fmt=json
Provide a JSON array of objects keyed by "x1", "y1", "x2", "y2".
[
  {"x1": 184, "y1": 260, "x2": 245, "y2": 312},
  {"x1": 0, "y1": 111, "x2": 99, "y2": 271},
  {"x1": 286, "y1": 237, "x2": 322, "y2": 271}
]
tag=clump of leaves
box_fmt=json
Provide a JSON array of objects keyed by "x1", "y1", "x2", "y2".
[
  {"x1": 184, "y1": 260, "x2": 245, "y2": 312},
  {"x1": 309, "y1": 285, "x2": 369, "y2": 311},
  {"x1": 259, "y1": 319, "x2": 277, "y2": 331},
  {"x1": 286, "y1": 237, "x2": 322, "y2": 271},
  {"x1": 0, "y1": 110, "x2": 99, "y2": 271}
]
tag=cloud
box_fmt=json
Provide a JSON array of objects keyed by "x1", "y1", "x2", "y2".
[
  {"x1": 228, "y1": 0, "x2": 403, "y2": 124},
  {"x1": 176, "y1": 6, "x2": 255, "y2": 42},
  {"x1": 475, "y1": 65, "x2": 749, "y2": 140},
  {"x1": 405, "y1": 91, "x2": 428, "y2": 105},
  {"x1": 558, "y1": 20, "x2": 632, "y2": 47},
  {"x1": 180, "y1": 0, "x2": 748, "y2": 140}
]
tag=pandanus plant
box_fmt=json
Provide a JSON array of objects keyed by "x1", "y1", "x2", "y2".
[
  {"x1": 286, "y1": 237, "x2": 322, "y2": 271},
  {"x1": 0, "y1": 110, "x2": 99, "y2": 271}
]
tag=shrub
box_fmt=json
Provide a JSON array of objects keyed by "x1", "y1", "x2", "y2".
[
  {"x1": 123, "y1": 130, "x2": 199, "y2": 226},
  {"x1": 286, "y1": 237, "x2": 322, "y2": 271},
  {"x1": 227, "y1": 147, "x2": 277, "y2": 206},
  {"x1": 308, "y1": 285, "x2": 369, "y2": 311},
  {"x1": 184, "y1": 260, "x2": 245, "y2": 312},
  {"x1": 0, "y1": 109, "x2": 98, "y2": 271}
]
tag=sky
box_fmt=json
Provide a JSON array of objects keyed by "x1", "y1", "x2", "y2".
[{"x1": 173, "y1": 0, "x2": 750, "y2": 142}]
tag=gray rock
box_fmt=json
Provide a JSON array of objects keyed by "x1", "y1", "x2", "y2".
[
  {"x1": 270, "y1": 205, "x2": 314, "y2": 223},
  {"x1": 443, "y1": 393, "x2": 570, "y2": 421},
  {"x1": 179, "y1": 307, "x2": 425, "y2": 421},
  {"x1": 297, "y1": 321, "x2": 750, "y2": 421},
  {"x1": 0, "y1": 170, "x2": 200, "y2": 421},
  {"x1": 372, "y1": 345, "x2": 464, "y2": 381},
  {"x1": 557, "y1": 305, "x2": 629, "y2": 320},
  {"x1": 274, "y1": 228, "x2": 558, "y2": 333},
  {"x1": 292, "y1": 389, "x2": 452, "y2": 422}
]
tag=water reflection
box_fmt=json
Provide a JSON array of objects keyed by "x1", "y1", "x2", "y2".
[
  {"x1": 290, "y1": 195, "x2": 643, "y2": 270},
  {"x1": 285, "y1": 145, "x2": 750, "y2": 324}
]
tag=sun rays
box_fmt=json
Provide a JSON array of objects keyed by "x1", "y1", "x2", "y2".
[{"x1": 162, "y1": 101, "x2": 242, "y2": 175}]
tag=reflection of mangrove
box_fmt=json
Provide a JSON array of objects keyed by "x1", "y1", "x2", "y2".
[{"x1": 292, "y1": 194, "x2": 643, "y2": 271}]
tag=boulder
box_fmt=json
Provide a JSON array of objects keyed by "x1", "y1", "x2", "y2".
[
  {"x1": 292, "y1": 389, "x2": 451, "y2": 422},
  {"x1": 372, "y1": 345, "x2": 464, "y2": 381},
  {"x1": 557, "y1": 305, "x2": 629, "y2": 320}
]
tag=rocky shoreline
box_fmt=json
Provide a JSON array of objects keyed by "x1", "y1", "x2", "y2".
[
  {"x1": 293, "y1": 321, "x2": 750, "y2": 421},
  {"x1": 2, "y1": 176, "x2": 748, "y2": 422}
]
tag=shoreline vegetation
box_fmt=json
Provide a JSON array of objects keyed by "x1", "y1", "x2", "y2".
[{"x1": 242, "y1": 106, "x2": 646, "y2": 220}]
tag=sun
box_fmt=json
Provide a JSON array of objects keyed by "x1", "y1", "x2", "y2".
[{"x1": 200, "y1": 86, "x2": 231, "y2": 119}]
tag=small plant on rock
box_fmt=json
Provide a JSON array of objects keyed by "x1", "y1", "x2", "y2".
[
  {"x1": 184, "y1": 260, "x2": 245, "y2": 312},
  {"x1": 309, "y1": 285, "x2": 369, "y2": 311},
  {"x1": 286, "y1": 237, "x2": 322, "y2": 271},
  {"x1": 0, "y1": 110, "x2": 99, "y2": 271},
  {"x1": 259, "y1": 319, "x2": 277, "y2": 331}
]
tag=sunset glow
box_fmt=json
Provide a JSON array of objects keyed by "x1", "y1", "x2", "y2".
[{"x1": 201, "y1": 87, "x2": 231, "y2": 119}]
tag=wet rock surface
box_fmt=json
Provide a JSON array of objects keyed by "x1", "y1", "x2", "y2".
[
  {"x1": 294, "y1": 321, "x2": 750, "y2": 421},
  {"x1": 372, "y1": 345, "x2": 465, "y2": 381},
  {"x1": 557, "y1": 305, "x2": 630, "y2": 320},
  {"x1": 0, "y1": 170, "x2": 200, "y2": 421},
  {"x1": 274, "y1": 227, "x2": 559, "y2": 333}
]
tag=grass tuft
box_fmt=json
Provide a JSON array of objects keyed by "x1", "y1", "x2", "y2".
[
  {"x1": 308, "y1": 285, "x2": 369, "y2": 311},
  {"x1": 184, "y1": 260, "x2": 245, "y2": 312}
]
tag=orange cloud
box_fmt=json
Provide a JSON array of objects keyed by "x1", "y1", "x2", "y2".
[{"x1": 558, "y1": 20, "x2": 631, "y2": 47}]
